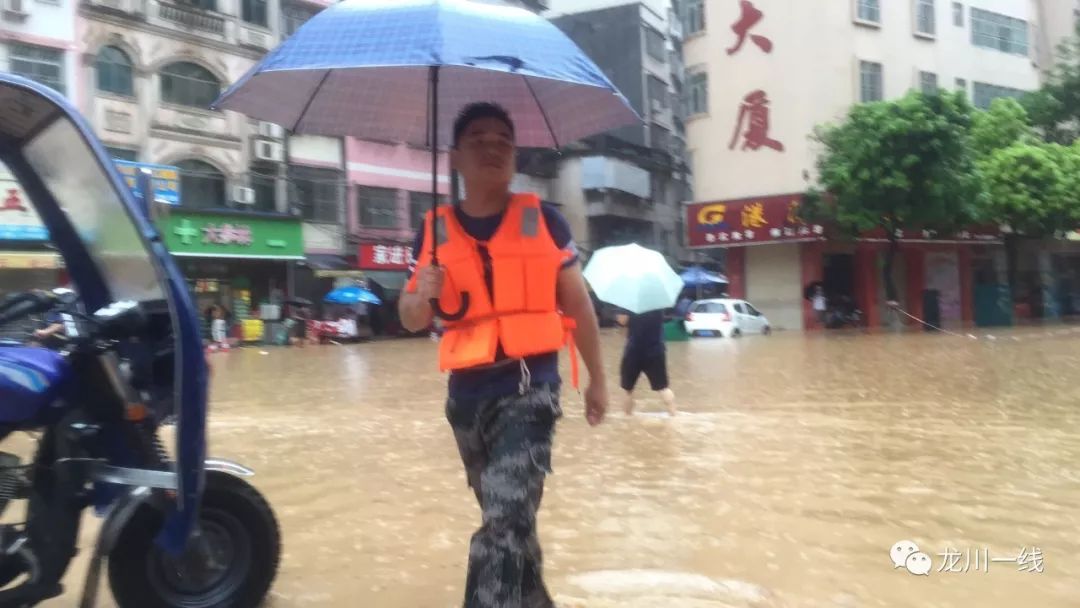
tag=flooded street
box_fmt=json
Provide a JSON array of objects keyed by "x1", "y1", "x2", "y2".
[{"x1": 50, "y1": 328, "x2": 1080, "y2": 607}]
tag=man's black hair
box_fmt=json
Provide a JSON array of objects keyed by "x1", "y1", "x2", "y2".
[{"x1": 452, "y1": 102, "x2": 516, "y2": 148}]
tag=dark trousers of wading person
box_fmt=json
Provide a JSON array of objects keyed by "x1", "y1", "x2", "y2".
[{"x1": 446, "y1": 380, "x2": 561, "y2": 608}]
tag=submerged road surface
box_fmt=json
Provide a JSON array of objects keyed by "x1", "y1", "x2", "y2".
[{"x1": 43, "y1": 327, "x2": 1080, "y2": 607}]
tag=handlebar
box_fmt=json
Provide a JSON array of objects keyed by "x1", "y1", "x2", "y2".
[
  {"x1": 0, "y1": 290, "x2": 146, "y2": 349},
  {"x1": 0, "y1": 290, "x2": 58, "y2": 327}
]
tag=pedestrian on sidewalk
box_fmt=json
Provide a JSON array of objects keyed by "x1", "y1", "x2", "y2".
[
  {"x1": 617, "y1": 308, "x2": 676, "y2": 416},
  {"x1": 398, "y1": 102, "x2": 609, "y2": 608}
]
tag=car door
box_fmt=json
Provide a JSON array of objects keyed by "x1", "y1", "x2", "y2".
[
  {"x1": 743, "y1": 302, "x2": 767, "y2": 333},
  {"x1": 730, "y1": 301, "x2": 751, "y2": 332}
]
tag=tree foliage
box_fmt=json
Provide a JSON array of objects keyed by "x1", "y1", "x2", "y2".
[
  {"x1": 1023, "y1": 23, "x2": 1080, "y2": 144},
  {"x1": 970, "y1": 98, "x2": 1036, "y2": 159},
  {"x1": 803, "y1": 91, "x2": 982, "y2": 301}
]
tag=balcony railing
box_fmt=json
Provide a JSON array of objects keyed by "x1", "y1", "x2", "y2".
[{"x1": 159, "y1": 1, "x2": 225, "y2": 34}]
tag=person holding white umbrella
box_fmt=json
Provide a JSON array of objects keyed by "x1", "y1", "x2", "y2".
[
  {"x1": 584, "y1": 243, "x2": 684, "y2": 416},
  {"x1": 616, "y1": 307, "x2": 677, "y2": 415}
]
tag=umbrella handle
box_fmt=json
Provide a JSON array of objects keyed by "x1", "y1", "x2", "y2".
[{"x1": 430, "y1": 293, "x2": 470, "y2": 321}]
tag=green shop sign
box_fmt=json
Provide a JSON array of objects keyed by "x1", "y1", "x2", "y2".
[{"x1": 161, "y1": 212, "x2": 303, "y2": 259}]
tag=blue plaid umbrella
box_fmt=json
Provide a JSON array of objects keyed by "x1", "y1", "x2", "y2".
[
  {"x1": 213, "y1": 0, "x2": 638, "y2": 148},
  {"x1": 214, "y1": 0, "x2": 640, "y2": 320}
]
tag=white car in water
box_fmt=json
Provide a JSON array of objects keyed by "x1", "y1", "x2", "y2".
[{"x1": 684, "y1": 298, "x2": 772, "y2": 338}]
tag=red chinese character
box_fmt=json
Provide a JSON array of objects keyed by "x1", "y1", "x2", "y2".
[
  {"x1": 1, "y1": 189, "x2": 26, "y2": 213},
  {"x1": 726, "y1": 0, "x2": 773, "y2": 55},
  {"x1": 729, "y1": 90, "x2": 784, "y2": 152}
]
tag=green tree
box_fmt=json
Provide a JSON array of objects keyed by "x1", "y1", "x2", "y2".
[
  {"x1": 979, "y1": 143, "x2": 1079, "y2": 298},
  {"x1": 803, "y1": 91, "x2": 982, "y2": 303},
  {"x1": 1024, "y1": 23, "x2": 1080, "y2": 144},
  {"x1": 970, "y1": 98, "x2": 1035, "y2": 159}
]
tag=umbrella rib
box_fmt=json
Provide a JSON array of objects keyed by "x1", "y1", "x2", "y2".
[
  {"x1": 292, "y1": 70, "x2": 332, "y2": 133},
  {"x1": 522, "y1": 74, "x2": 559, "y2": 150}
]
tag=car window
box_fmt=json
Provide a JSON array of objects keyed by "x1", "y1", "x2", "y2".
[
  {"x1": 733, "y1": 303, "x2": 746, "y2": 314},
  {"x1": 692, "y1": 302, "x2": 708, "y2": 313},
  {"x1": 746, "y1": 303, "x2": 761, "y2": 316},
  {"x1": 705, "y1": 302, "x2": 727, "y2": 313}
]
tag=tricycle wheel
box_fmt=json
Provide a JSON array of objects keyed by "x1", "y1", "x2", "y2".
[{"x1": 107, "y1": 471, "x2": 280, "y2": 608}]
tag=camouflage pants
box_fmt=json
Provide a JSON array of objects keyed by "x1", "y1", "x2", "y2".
[{"x1": 446, "y1": 384, "x2": 562, "y2": 608}]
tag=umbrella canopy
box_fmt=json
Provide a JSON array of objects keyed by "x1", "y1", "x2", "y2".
[
  {"x1": 325, "y1": 286, "x2": 382, "y2": 305},
  {"x1": 213, "y1": 0, "x2": 639, "y2": 148},
  {"x1": 583, "y1": 244, "x2": 684, "y2": 314},
  {"x1": 680, "y1": 266, "x2": 729, "y2": 288}
]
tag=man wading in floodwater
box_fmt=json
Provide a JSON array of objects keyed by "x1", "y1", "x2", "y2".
[{"x1": 400, "y1": 102, "x2": 609, "y2": 608}]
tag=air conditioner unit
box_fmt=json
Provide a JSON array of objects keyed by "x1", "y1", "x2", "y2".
[
  {"x1": 254, "y1": 140, "x2": 284, "y2": 163},
  {"x1": 258, "y1": 121, "x2": 284, "y2": 139},
  {"x1": 2, "y1": 0, "x2": 29, "y2": 19},
  {"x1": 233, "y1": 186, "x2": 256, "y2": 205}
]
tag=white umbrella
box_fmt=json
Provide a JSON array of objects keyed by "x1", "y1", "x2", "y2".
[{"x1": 583, "y1": 243, "x2": 684, "y2": 314}]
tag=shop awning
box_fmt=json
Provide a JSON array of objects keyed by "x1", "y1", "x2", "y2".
[
  {"x1": 363, "y1": 269, "x2": 407, "y2": 291},
  {"x1": 304, "y1": 254, "x2": 365, "y2": 278}
]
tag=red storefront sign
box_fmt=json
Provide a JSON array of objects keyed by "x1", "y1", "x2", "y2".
[
  {"x1": 358, "y1": 243, "x2": 412, "y2": 270},
  {"x1": 687, "y1": 194, "x2": 1002, "y2": 248},
  {"x1": 687, "y1": 194, "x2": 824, "y2": 248}
]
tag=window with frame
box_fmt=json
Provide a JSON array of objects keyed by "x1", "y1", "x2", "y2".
[
  {"x1": 919, "y1": 71, "x2": 938, "y2": 93},
  {"x1": 916, "y1": 0, "x2": 936, "y2": 36},
  {"x1": 177, "y1": 159, "x2": 226, "y2": 209},
  {"x1": 647, "y1": 74, "x2": 669, "y2": 109},
  {"x1": 857, "y1": 0, "x2": 881, "y2": 23},
  {"x1": 106, "y1": 147, "x2": 138, "y2": 161},
  {"x1": 972, "y1": 81, "x2": 1026, "y2": 109},
  {"x1": 684, "y1": 0, "x2": 704, "y2": 35},
  {"x1": 160, "y1": 62, "x2": 221, "y2": 109},
  {"x1": 250, "y1": 172, "x2": 277, "y2": 213},
  {"x1": 650, "y1": 123, "x2": 670, "y2": 152},
  {"x1": 282, "y1": 5, "x2": 319, "y2": 36},
  {"x1": 289, "y1": 166, "x2": 342, "y2": 222},
  {"x1": 955, "y1": 77, "x2": 967, "y2": 91},
  {"x1": 409, "y1": 191, "x2": 443, "y2": 229},
  {"x1": 971, "y1": 8, "x2": 1029, "y2": 56},
  {"x1": 357, "y1": 186, "x2": 399, "y2": 229},
  {"x1": 241, "y1": 0, "x2": 268, "y2": 27},
  {"x1": 96, "y1": 46, "x2": 134, "y2": 96},
  {"x1": 952, "y1": 2, "x2": 964, "y2": 26},
  {"x1": 687, "y1": 71, "x2": 708, "y2": 115},
  {"x1": 645, "y1": 27, "x2": 666, "y2": 61},
  {"x1": 860, "y1": 61, "x2": 884, "y2": 102},
  {"x1": 9, "y1": 44, "x2": 65, "y2": 95}
]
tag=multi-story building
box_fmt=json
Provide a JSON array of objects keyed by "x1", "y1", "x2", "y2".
[
  {"x1": 72, "y1": 0, "x2": 350, "y2": 321},
  {"x1": 680, "y1": 0, "x2": 1051, "y2": 331},
  {"x1": 0, "y1": 0, "x2": 77, "y2": 292},
  {"x1": 545, "y1": 0, "x2": 690, "y2": 262},
  {"x1": 1036, "y1": 0, "x2": 1078, "y2": 71}
]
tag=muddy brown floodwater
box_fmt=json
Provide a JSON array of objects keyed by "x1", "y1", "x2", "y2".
[{"x1": 40, "y1": 328, "x2": 1080, "y2": 607}]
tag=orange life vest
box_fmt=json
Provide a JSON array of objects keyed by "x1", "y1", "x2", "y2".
[{"x1": 411, "y1": 193, "x2": 579, "y2": 387}]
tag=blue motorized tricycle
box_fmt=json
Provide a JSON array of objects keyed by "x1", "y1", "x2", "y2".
[{"x1": 0, "y1": 75, "x2": 280, "y2": 606}]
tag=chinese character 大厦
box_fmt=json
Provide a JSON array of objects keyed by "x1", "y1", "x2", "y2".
[
  {"x1": 729, "y1": 90, "x2": 785, "y2": 152},
  {"x1": 741, "y1": 202, "x2": 768, "y2": 229},
  {"x1": 726, "y1": 0, "x2": 773, "y2": 55}
]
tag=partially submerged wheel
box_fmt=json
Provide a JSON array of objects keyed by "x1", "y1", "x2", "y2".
[{"x1": 108, "y1": 471, "x2": 280, "y2": 608}]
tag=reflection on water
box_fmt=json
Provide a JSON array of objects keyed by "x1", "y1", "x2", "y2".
[{"x1": 45, "y1": 328, "x2": 1080, "y2": 607}]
